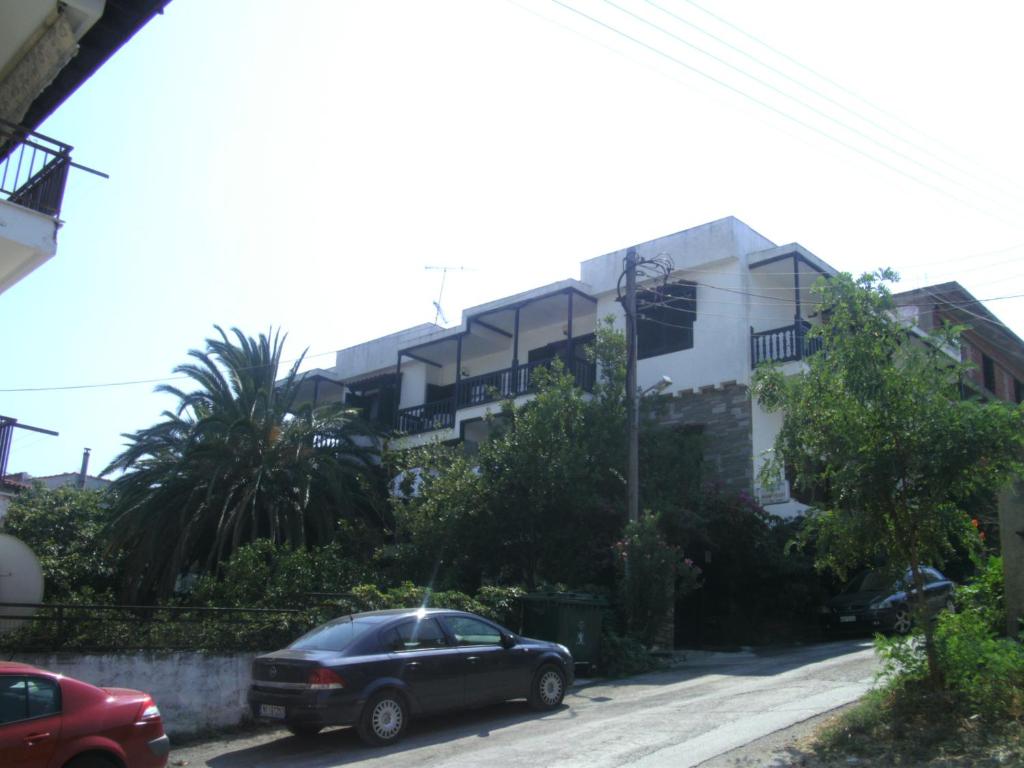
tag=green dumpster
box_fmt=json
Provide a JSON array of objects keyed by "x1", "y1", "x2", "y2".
[{"x1": 519, "y1": 592, "x2": 606, "y2": 674}]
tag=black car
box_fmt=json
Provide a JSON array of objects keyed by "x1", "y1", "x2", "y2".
[
  {"x1": 820, "y1": 566, "x2": 956, "y2": 635},
  {"x1": 248, "y1": 608, "x2": 574, "y2": 746}
]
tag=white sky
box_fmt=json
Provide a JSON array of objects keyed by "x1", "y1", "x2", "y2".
[{"x1": 2, "y1": 0, "x2": 1023, "y2": 477}]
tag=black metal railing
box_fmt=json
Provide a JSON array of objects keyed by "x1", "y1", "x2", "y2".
[
  {"x1": 0, "y1": 601, "x2": 310, "y2": 653},
  {"x1": 459, "y1": 367, "x2": 516, "y2": 407},
  {"x1": 397, "y1": 398, "x2": 456, "y2": 434},
  {"x1": 0, "y1": 119, "x2": 73, "y2": 218},
  {"x1": 750, "y1": 321, "x2": 823, "y2": 367},
  {"x1": 397, "y1": 356, "x2": 597, "y2": 435}
]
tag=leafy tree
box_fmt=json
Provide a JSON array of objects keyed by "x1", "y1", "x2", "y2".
[
  {"x1": 390, "y1": 320, "x2": 628, "y2": 591},
  {"x1": 104, "y1": 327, "x2": 384, "y2": 601},
  {"x1": 475, "y1": 361, "x2": 624, "y2": 588},
  {"x1": 1, "y1": 486, "x2": 124, "y2": 600},
  {"x1": 754, "y1": 270, "x2": 1024, "y2": 685}
]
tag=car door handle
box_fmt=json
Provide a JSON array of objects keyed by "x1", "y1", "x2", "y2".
[
  {"x1": 466, "y1": 656, "x2": 480, "y2": 664},
  {"x1": 24, "y1": 732, "x2": 51, "y2": 745},
  {"x1": 405, "y1": 661, "x2": 420, "y2": 670}
]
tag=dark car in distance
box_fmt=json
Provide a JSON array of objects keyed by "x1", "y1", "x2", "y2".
[
  {"x1": 0, "y1": 661, "x2": 169, "y2": 768},
  {"x1": 820, "y1": 566, "x2": 956, "y2": 635},
  {"x1": 249, "y1": 608, "x2": 574, "y2": 746}
]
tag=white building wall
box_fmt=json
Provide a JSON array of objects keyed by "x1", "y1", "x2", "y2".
[{"x1": 329, "y1": 217, "x2": 831, "y2": 512}]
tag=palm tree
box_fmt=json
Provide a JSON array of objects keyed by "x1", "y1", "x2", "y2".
[{"x1": 104, "y1": 327, "x2": 382, "y2": 601}]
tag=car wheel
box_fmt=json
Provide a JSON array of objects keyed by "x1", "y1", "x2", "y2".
[
  {"x1": 357, "y1": 689, "x2": 408, "y2": 746},
  {"x1": 64, "y1": 755, "x2": 118, "y2": 768},
  {"x1": 891, "y1": 606, "x2": 913, "y2": 634},
  {"x1": 286, "y1": 722, "x2": 323, "y2": 738},
  {"x1": 529, "y1": 664, "x2": 566, "y2": 710}
]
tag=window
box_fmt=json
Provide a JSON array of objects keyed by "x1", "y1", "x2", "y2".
[
  {"x1": 27, "y1": 678, "x2": 60, "y2": 719},
  {"x1": 637, "y1": 282, "x2": 697, "y2": 360},
  {"x1": 289, "y1": 617, "x2": 378, "y2": 652},
  {"x1": 982, "y1": 354, "x2": 996, "y2": 393},
  {"x1": 441, "y1": 616, "x2": 502, "y2": 646},
  {"x1": 345, "y1": 374, "x2": 400, "y2": 427},
  {"x1": 1015, "y1": 378, "x2": 1022, "y2": 405},
  {"x1": 0, "y1": 676, "x2": 61, "y2": 725},
  {"x1": 384, "y1": 618, "x2": 448, "y2": 651}
]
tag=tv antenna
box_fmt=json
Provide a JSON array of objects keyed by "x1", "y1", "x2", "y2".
[{"x1": 424, "y1": 265, "x2": 474, "y2": 325}]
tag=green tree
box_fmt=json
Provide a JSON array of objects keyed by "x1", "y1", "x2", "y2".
[
  {"x1": 104, "y1": 327, "x2": 384, "y2": 601},
  {"x1": 391, "y1": 320, "x2": 628, "y2": 591},
  {"x1": 754, "y1": 270, "x2": 1024, "y2": 685},
  {"x1": 1, "y1": 486, "x2": 124, "y2": 600}
]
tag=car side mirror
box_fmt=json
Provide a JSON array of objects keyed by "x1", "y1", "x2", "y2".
[{"x1": 501, "y1": 633, "x2": 517, "y2": 649}]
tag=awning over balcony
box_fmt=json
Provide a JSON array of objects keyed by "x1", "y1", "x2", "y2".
[
  {"x1": 397, "y1": 284, "x2": 598, "y2": 371},
  {"x1": 395, "y1": 284, "x2": 599, "y2": 434}
]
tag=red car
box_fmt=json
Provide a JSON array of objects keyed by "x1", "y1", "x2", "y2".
[{"x1": 0, "y1": 662, "x2": 169, "y2": 768}]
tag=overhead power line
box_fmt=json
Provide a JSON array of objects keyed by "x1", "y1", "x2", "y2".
[
  {"x1": 544, "y1": 0, "x2": 1024, "y2": 229},
  {"x1": 0, "y1": 348, "x2": 339, "y2": 394},
  {"x1": 594, "y1": 0, "x2": 1024, "y2": 221},
  {"x1": 644, "y1": 0, "x2": 1024, "y2": 205},
  {"x1": 680, "y1": 0, "x2": 1024, "y2": 199}
]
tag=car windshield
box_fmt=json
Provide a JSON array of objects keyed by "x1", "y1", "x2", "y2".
[
  {"x1": 289, "y1": 617, "x2": 378, "y2": 652},
  {"x1": 845, "y1": 571, "x2": 892, "y2": 594}
]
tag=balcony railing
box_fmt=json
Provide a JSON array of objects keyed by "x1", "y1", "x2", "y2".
[
  {"x1": 0, "y1": 119, "x2": 72, "y2": 218},
  {"x1": 751, "y1": 321, "x2": 823, "y2": 367},
  {"x1": 397, "y1": 356, "x2": 596, "y2": 435}
]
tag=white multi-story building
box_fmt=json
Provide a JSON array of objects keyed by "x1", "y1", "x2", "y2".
[{"x1": 303, "y1": 217, "x2": 838, "y2": 518}]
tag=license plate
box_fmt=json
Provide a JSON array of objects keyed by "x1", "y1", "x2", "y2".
[
  {"x1": 839, "y1": 615, "x2": 856, "y2": 623},
  {"x1": 259, "y1": 704, "x2": 286, "y2": 720}
]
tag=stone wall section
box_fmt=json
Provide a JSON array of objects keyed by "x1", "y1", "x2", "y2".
[{"x1": 658, "y1": 381, "x2": 753, "y2": 493}]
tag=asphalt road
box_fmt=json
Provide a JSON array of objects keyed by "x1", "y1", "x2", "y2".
[{"x1": 170, "y1": 639, "x2": 876, "y2": 768}]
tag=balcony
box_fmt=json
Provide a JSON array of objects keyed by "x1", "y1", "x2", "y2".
[
  {"x1": 0, "y1": 119, "x2": 73, "y2": 294},
  {"x1": 750, "y1": 321, "x2": 823, "y2": 367},
  {"x1": 397, "y1": 355, "x2": 596, "y2": 435},
  {"x1": 1, "y1": 119, "x2": 72, "y2": 218}
]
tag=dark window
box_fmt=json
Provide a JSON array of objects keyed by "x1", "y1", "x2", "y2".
[
  {"x1": 1015, "y1": 378, "x2": 1022, "y2": 404},
  {"x1": 982, "y1": 354, "x2": 996, "y2": 393},
  {"x1": 426, "y1": 383, "x2": 455, "y2": 403},
  {"x1": 0, "y1": 676, "x2": 60, "y2": 725},
  {"x1": 637, "y1": 282, "x2": 697, "y2": 360},
  {"x1": 526, "y1": 333, "x2": 595, "y2": 364},
  {"x1": 384, "y1": 618, "x2": 448, "y2": 651},
  {"x1": 289, "y1": 617, "x2": 378, "y2": 652},
  {"x1": 26, "y1": 678, "x2": 60, "y2": 719},
  {"x1": 0, "y1": 677, "x2": 27, "y2": 725},
  {"x1": 441, "y1": 616, "x2": 502, "y2": 647},
  {"x1": 345, "y1": 376, "x2": 399, "y2": 427}
]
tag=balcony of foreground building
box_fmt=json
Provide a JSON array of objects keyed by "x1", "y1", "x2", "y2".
[
  {"x1": 750, "y1": 320, "x2": 823, "y2": 367},
  {"x1": 397, "y1": 355, "x2": 596, "y2": 435},
  {"x1": 393, "y1": 283, "x2": 598, "y2": 438},
  {"x1": 746, "y1": 243, "x2": 835, "y2": 370},
  {"x1": 0, "y1": 119, "x2": 73, "y2": 294}
]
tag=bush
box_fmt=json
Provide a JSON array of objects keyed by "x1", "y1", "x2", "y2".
[
  {"x1": 935, "y1": 608, "x2": 1024, "y2": 720},
  {"x1": 870, "y1": 557, "x2": 1024, "y2": 726},
  {"x1": 615, "y1": 514, "x2": 701, "y2": 646},
  {"x1": 189, "y1": 535, "x2": 379, "y2": 608},
  {"x1": 661, "y1": 486, "x2": 829, "y2": 646},
  {"x1": 1, "y1": 486, "x2": 124, "y2": 600},
  {"x1": 599, "y1": 627, "x2": 666, "y2": 678}
]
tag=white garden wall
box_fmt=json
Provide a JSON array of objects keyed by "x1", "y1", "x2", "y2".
[{"x1": 15, "y1": 651, "x2": 260, "y2": 737}]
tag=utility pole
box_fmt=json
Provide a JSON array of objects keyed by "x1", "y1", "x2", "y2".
[{"x1": 624, "y1": 248, "x2": 639, "y2": 524}]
